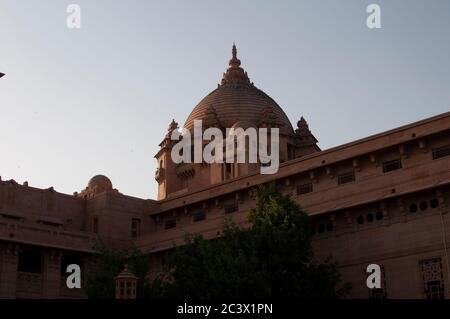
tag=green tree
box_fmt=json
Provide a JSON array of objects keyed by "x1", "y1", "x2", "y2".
[
  {"x1": 154, "y1": 183, "x2": 350, "y2": 298},
  {"x1": 84, "y1": 242, "x2": 151, "y2": 299}
]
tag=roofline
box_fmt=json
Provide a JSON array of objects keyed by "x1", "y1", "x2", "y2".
[
  {"x1": 0, "y1": 238, "x2": 97, "y2": 254},
  {"x1": 153, "y1": 111, "x2": 450, "y2": 210},
  {"x1": 296, "y1": 111, "x2": 450, "y2": 163}
]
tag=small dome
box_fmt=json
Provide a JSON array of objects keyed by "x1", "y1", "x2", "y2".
[
  {"x1": 88, "y1": 175, "x2": 113, "y2": 192},
  {"x1": 115, "y1": 264, "x2": 138, "y2": 280}
]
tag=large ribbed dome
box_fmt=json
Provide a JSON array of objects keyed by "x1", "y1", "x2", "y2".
[{"x1": 184, "y1": 45, "x2": 294, "y2": 135}]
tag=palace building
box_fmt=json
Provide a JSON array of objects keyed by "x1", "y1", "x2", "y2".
[{"x1": 1, "y1": 45, "x2": 449, "y2": 299}]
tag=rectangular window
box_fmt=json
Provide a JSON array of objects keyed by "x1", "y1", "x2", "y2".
[
  {"x1": 222, "y1": 163, "x2": 233, "y2": 180},
  {"x1": 18, "y1": 250, "x2": 43, "y2": 274},
  {"x1": 164, "y1": 219, "x2": 176, "y2": 230},
  {"x1": 338, "y1": 171, "x2": 355, "y2": 185},
  {"x1": 432, "y1": 145, "x2": 450, "y2": 160},
  {"x1": 93, "y1": 216, "x2": 99, "y2": 234},
  {"x1": 297, "y1": 182, "x2": 313, "y2": 195},
  {"x1": 428, "y1": 281, "x2": 442, "y2": 299},
  {"x1": 226, "y1": 163, "x2": 232, "y2": 178},
  {"x1": 287, "y1": 145, "x2": 296, "y2": 160},
  {"x1": 382, "y1": 159, "x2": 402, "y2": 173},
  {"x1": 224, "y1": 202, "x2": 238, "y2": 214},
  {"x1": 193, "y1": 211, "x2": 206, "y2": 222},
  {"x1": 131, "y1": 218, "x2": 141, "y2": 238}
]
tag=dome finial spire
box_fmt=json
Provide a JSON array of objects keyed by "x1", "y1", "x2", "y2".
[
  {"x1": 220, "y1": 43, "x2": 250, "y2": 86},
  {"x1": 229, "y1": 43, "x2": 241, "y2": 68}
]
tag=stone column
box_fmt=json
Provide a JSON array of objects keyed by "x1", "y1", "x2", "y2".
[
  {"x1": 0, "y1": 243, "x2": 19, "y2": 299},
  {"x1": 43, "y1": 249, "x2": 61, "y2": 298}
]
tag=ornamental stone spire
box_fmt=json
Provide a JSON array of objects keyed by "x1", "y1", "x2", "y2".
[{"x1": 220, "y1": 44, "x2": 251, "y2": 87}]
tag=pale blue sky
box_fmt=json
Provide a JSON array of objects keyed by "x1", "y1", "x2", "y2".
[{"x1": 1, "y1": 1, "x2": 449, "y2": 199}]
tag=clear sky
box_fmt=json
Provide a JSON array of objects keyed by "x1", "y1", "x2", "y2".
[{"x1": 1, "y1": 0, "x2": 449, "y2": 199}]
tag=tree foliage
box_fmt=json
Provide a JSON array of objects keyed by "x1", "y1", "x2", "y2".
[
  {"x1": 154, "y1": 183, "x2": 350, "y2": 299},
  {"x1": 84, "y1": 242, "x2": 151, "y2": 299}
]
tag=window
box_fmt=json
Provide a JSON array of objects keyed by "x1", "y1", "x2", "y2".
[
  {"x1": 131, "y1": 218, "x2": 141, "y2": 238},
  {"x1": 357, "y1": 216, "x2": 364, "y2": 224},
  {"x1": 420, "y1": 258, "x2": 445, "y2": 299},
  {"x1": 288, "y1": 145, "x2": 296, "y2": 160},
  {"x1": 315, "y1": 222, "x2": 334, "y2": 234},
  {"x1": 297, "y1": 182, "x2": 313, "y2": 195},
  {"x1": 190, "y1": 144, "x2": 195, "y2": 162},
  {"x1": 358, "y1": 212, "x2": 383, "y2": 224},
  {"x1": 93, "y1": 216, "x2": 99, "y2": 234},
  {"x1": 223, "y1": 163, "x2": 233, "y2": 180},
  {"x1": 224, "y1": 202, "x2": 238, "y2": 214},
  {"x1": 430, "y1": 198, "x2": 439, "y2": 209},
  {"x1": 375, "y1": 211, "x2": 384, "y2": 221},
  {"x1": 419, "y1": 201, "x2": 428, "y2": 211},
  {"x1": 193, "y1": 211, "x2": 206, "y2": 222},
  {"x1": 164, "y1": 219, "x2": 176, "y2": 230},
  {"x1": 382, "y1": 159, "x2": 402, "y2": 173},
  {"x1": 326, "y1": 222, "x2": 334, "y2": 232},
  {"x1": 18, "y1": 249, "x2": 42, "y2": 274},
  {"x1": 338, "y1": 171, "x2": 355, "y2": 185},
  {"x1": 410, "y1": 199, "x2": 439, "y2": 213},
  {"x1": 432, "y1": 145, "x2": 450, "y2": 160},
  {"x1": 317, "y1": 224, "x2": 325, "y2": 233},
  {"x1": 428, "y1": 281, "x2": 443, "y2": 299}
]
